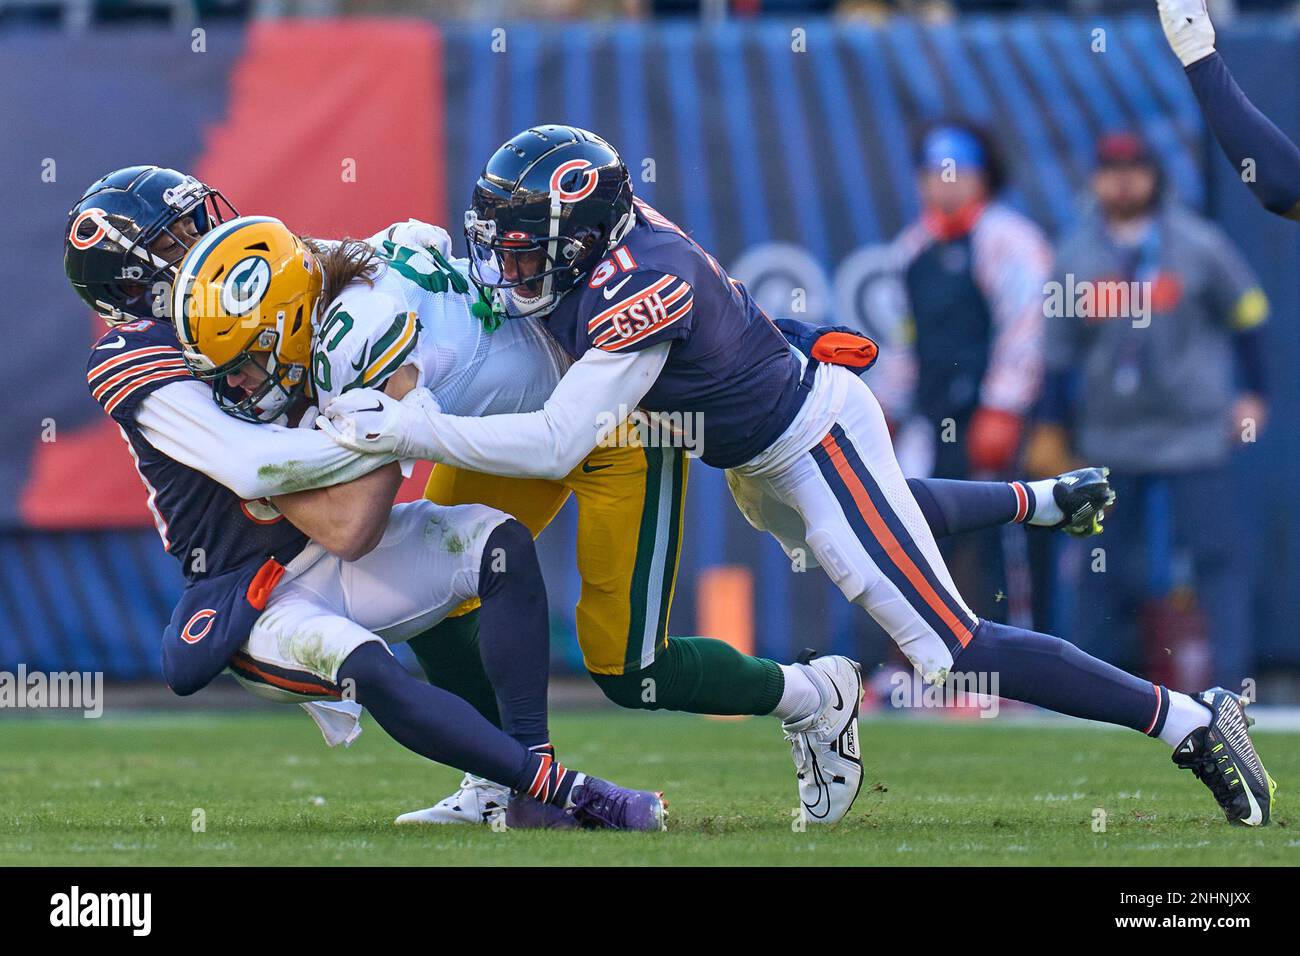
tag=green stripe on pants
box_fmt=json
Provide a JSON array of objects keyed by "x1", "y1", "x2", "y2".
[{"x1": 623, "y1": 446, "x2": 685, "y2": 672}]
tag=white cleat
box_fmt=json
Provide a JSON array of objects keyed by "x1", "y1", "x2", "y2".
[
  {"x1": 394, "y1": 774, "x2": 510, "y2": 826},
  {"x1": 782, "y1": 653, "x2": 864, "y2": 825}
]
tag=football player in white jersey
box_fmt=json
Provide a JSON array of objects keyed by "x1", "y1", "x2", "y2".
[
  {"x1": 176, "y1": 214, "x2": 869, "y2": 825},
  {"x1": 66, "y1": 169, "x2": 667, "y2": 831},
  {"x1": 304, "y1": 231, "x2": 570, "y2": 422},
  {"x1": 184, "y1": 211, "x2": 1141, "y2": 828}
]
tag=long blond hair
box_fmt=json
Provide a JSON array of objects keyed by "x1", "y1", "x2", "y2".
[{"x1": 303, "y1": 236, "x2": 381, "y2": 307}]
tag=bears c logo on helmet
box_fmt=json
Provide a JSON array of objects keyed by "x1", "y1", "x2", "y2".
[
  {"x1": 549, "y1": 159, "x2": 600, "y2": 203},
  {"x1": 68, "y1": 208, "x2": 109, "y2": 250},
  {"x1": 221, "y1": 255, "x2": 273, "y2": 316},
  {"x1": 181, "y1": 608, "x2": 218, "y2": 644}
]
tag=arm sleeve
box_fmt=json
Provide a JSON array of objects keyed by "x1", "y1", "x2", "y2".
[
  {"x1": 974, "y1": 215, "x2": 1052, "y2": 414},
  {"x1": 1186, "y1": 52, "x2": 1300, "y2": 220},
  {"x1": 136, "y1": 380, "x2": 398, "y2": 499},
  {"x1": 402, "y1": 342, "x2": 671, "y2": 479}
]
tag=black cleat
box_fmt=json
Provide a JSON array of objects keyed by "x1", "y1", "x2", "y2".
[
  {"x1": 1172, "y1": 687, "x2": 1277, "y2": 826},
  {"x1": 1051, "y1": 466, "x2": 1116, "y2": 537}
]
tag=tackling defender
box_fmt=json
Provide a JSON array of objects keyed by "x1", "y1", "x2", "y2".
[
  {"x1": 65, "y1": 165, "x2": 666, "y2": 831},
  {"x1": 178, "y1": 211, "x2": 1116, "y2": 827},
  {"x1": 322, "y1": 126, "x2": 1277, "y2": 827},
  {"x1": 1156, "y1": 0, "x2": 1300, "y2": 221},
  {"x1": 172, "y1": 212, "x2": 857, "y2": 823}
]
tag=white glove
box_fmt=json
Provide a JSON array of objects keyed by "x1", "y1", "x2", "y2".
[
  {"x1": 1157, "y1": 0, "x2": 1216, "y2": 67},
  {"x1": 370, "y1": 219, "x2": 453, "y2": 258},
  {"x1": 316, "y1": 387, "x2": 441, "y2": 457}
]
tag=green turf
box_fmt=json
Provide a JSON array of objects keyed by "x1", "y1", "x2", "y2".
[{"x1": 1, "y1": 710, "x2": 1294, "y2": 866}]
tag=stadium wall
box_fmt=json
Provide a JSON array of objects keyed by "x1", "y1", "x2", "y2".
[{"x1": 2, "y1": 15, "x2": 1297, "y2": 679}]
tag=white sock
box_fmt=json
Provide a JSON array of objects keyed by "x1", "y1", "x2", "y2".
[
  {"x1": 772, "y1": 664, "x2": 822, "y2": 722},
  {"x1": 1025, "y1": 478, "x2": 1062, "y2": 526},
  {"x1": 1158, "y1": 691, "x2": 1213, "y2": 747},
  {"x1": 562, "y1": 772, "x2": 588, "y2": 809}
]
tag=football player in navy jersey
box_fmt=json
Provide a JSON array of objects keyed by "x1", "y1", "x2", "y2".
[
  {"x1": 1157, "y1": 0, "x2": 1300, "y2": 221},
  {"x1": 64, "y1": 165, "x2": 668, "y2": 831},
  {"x1": 322, "y1": 126, "x2": 1276, "y2": 827},
  {"x1": 177, "y1": 219, "x2": 1116, "y2": 831}
]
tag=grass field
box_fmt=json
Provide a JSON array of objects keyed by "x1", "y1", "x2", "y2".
[{"x1": 2, "y1": 710, "x2": 1295, "y2": 866}]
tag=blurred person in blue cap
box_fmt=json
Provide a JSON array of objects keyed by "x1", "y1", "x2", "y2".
[
  {"x1": 876, "y1": 120, "x2": 1053, "y2": 627},
  {"x1": 1027, "y1": 131, "x2": 1270, "y2": 690}
]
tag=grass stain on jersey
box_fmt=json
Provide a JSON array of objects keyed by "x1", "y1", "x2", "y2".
[
  {"x1": 425, "y1": 515, "x2": 490, "y2": 555},
  {"x1": 275, "y1": 632, "x2": 343, "y2": 684},
  {"x1": 256, "y1": 461, "x2": 337, "y2": 495}
]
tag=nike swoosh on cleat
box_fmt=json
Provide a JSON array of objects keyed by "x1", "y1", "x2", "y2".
[
  {"x1": 801, "y1": 747, "x2": 832, "y2": 820},
  {"x1": 1240, "y1": 772, "x2": 1263, "y2": 825}
]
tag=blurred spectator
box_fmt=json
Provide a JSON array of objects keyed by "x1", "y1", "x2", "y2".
[
  {"x1": 1028, "y1": 132, "x2": 1270, "y2": 690},
  {"x1": 876, "y1": 120, "x2": 1051, "y2": 626}
]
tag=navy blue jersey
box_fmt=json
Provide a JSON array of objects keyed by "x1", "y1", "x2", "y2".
[
  {"x1": 85, "y1": 320, "x2": 307, "y2": 582},
  {"x1": 542, "y1": 199, "x2": 806, "y2": 468}
]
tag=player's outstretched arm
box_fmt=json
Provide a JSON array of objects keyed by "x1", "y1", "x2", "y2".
[
  {"x1": 318, "y1": 343, "x2": 671, "y2": 480},
  {"x1": 135, "y1": 379, "x2": 399, "y2": 500},
  {"x1": 1158, "y1": 0, "x2": 1300, "y2": 220}
]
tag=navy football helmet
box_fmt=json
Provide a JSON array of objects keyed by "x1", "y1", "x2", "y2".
[
  {"x1": 64, "y1": 165, "x2": 237, "y2": 325},
  {"x1": 465, "y1": 125, "x2": 634, "y2": 318}
]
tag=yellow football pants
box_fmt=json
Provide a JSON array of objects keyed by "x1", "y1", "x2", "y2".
[{"x1": 424, "y1": 436, "x2": 689, "y2": 675}]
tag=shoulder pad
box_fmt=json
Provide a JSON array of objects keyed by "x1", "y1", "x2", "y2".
[
  {"x1": 580, "y1": 268, "x2": 695, "y2": 353},
  {"x1": 86, "y1": 319, "x2": 191, "y2": 418}
]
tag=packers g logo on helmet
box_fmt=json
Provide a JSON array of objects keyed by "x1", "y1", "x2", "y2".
[
  {"x1": 221, "y1": 256, "x2": 274, "y2": 316},
  {"x1": 172, "y1": 215, "x2": 322, "y2": 423}
]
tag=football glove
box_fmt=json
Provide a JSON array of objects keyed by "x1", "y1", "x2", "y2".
[
  {"x1": 1157, "y1": 0, "x2": 1216, "y2": 67},
  {"x1": 368, "y1": 218, "x2": 454, "y2": 259},
  {"x1": 316, "y1": 386, "x2": 441, "y2": 457}
]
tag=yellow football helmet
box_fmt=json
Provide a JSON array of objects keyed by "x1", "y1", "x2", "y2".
[{"x1": 172, "y1": 215, "x2": 322, "y2": 422}]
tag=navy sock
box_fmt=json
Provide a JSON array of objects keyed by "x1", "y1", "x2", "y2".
[
  {"x1": 476, "y1": 519, "x2": 552, "y2": 750},
  {"x1": 907, "y1": 478, "x2": 1034, "y2": 539},
  {"x1": 339, "y1": 642, "x2": 576, "y2": 795},
  {"x1": 956, "y1": 620, "x2": 1169, "y2": 736}
]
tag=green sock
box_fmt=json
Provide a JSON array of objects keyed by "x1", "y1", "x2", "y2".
[
  {"x1": 405, "y1": 610, "x2": 503, "y2": 728},
  {"x1": 590, "y1": 636, "x2": 784, "y2": 716}
]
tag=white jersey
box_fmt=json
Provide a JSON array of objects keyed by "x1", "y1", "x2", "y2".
[{"x1": 310, "y1": 239, "x2": 571, "y2": 415}]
